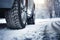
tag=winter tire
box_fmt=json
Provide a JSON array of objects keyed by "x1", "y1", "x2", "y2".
[{"x1": 5, "y1": 0, "x2": 27, "y2": 29}]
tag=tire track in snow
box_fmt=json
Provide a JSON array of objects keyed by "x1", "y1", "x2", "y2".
[
  {"x1": 51, "y1": 21, "x2": 60, "y2": 40},
  {"x1": 42, "y1": 25, "x2": 50, "y2": 40}
]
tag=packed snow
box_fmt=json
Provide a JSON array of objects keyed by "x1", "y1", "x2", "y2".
[{"x1": 0, "y1": 18, "x2": 60, "y2": 40}]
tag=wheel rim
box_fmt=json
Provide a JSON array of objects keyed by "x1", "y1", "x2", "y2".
[{"x1": 21, "y1": 0, "x2": 27, "y2": 24}]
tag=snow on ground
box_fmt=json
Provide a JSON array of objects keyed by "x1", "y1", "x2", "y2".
[
  {"x1": 0, "y1": 18, "x2": 60, "y2": 40},
  {"x1": 0, "y1": 18, "x2": 60, "y2": 24},
  {"x1": 0, "y1": 18, "x2": 48, "y2": 40},
  {"x1": 0, "y1": 19, "x2": 6, "y2": 23},
  {"x1": 35, "y1": 18, "x2": 60, "y2": 24}
]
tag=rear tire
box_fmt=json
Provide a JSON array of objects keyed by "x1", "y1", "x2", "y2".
[
  {"x1": 5, "y1": 0, "x2": 27, "y2": 29},
  {"x1": 27, "y1": 19, "x2": 35, "y2": 25},
  {"x1": 27, "y1": 16, "x2": 35, "y2": 25},
  {"x1": 27, "y1": 3, "x2": 35, "y2": 25}
]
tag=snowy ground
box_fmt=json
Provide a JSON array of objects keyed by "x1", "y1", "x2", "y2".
[{"x1": 0, "y1": 18, "x2": 60, "y2": 40}]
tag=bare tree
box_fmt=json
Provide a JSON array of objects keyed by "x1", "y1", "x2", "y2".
[
  {"x1": 54, "y1": 0, "x2": 60, "y2": 17},
  {"x1": 46, "y1": 0, "x2": 54, "y2": 18}
]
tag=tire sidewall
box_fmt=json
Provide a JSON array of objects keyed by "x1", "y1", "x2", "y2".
[{"x1": 18, "y1": 0, "x2": 27, "y2": 27}]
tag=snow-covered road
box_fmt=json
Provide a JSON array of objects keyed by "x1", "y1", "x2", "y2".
[{"x1": 0, "y1": 18, "x2": 60, "y2": 40}]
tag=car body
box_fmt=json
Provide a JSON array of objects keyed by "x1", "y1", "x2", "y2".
[
  {"x1": 0, "y1": 0, "x2": 15, "y2": 18},
  {"x1": 0, "y1": 0, "x2": 14, "y2": 8}
]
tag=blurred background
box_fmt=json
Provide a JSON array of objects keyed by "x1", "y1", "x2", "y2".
[{"x1": 34, "y1": 0, "x2": 60, "y2": 19}]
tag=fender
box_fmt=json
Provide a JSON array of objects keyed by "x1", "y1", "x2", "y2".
[{"x1": 0, "y1": 0, "x2": 14, "y2": 8}]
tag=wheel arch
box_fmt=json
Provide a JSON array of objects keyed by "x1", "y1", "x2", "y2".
[{"x1": 0, "y1": 0, "x2": 15, "y2": 8}]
